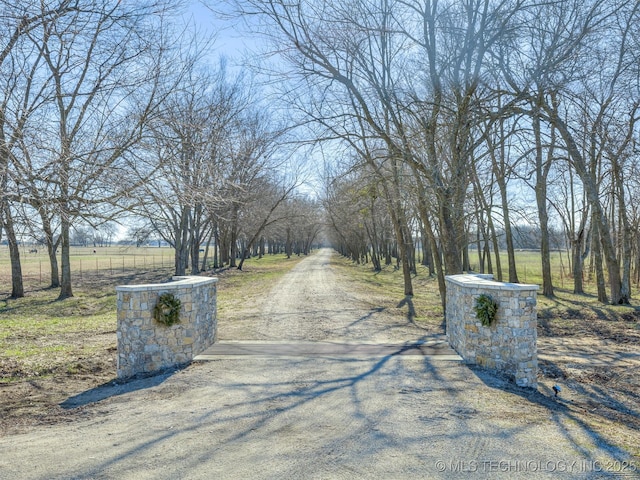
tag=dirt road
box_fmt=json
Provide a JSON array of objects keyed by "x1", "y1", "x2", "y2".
[{"x1": 0, "y1": 249, "x2": 636, "y2": 479}]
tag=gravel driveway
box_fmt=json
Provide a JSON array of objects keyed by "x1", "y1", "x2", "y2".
[{"x1": 0, "y1": 249, "x2": 635, "y2": 479}]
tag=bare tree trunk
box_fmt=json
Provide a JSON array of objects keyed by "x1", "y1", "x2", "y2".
[
  {"x1": 200, "y1": 228, "x2": 214, "y2": 272},
  {"x1": 285, "y1": 227, "x2": 292, "y2": 259},
  {"x1": 219, "y1": 228, "x2": 229, "y2": 266},
  {"x1": 58, "y1": 215, "x2": 73, "y2": 300},
  {"x1": 533, "y1": 111, "x2": 554, "y2": 296},
  {"x1": 421, "y1": 229, "x2": 434, "y2": 276},
  {"x1": 571, "y1": 208, "x2": 589, "y2": 295},
  {"x1": 487, "y1": 120, "x2": 519, "y2": 283},
  {"x1": 213, "y1": 226, "x2": 220, "y2": 269},
  {"x1": 3, "y1": 204, "x2": 24, "y2": 298},
  {"x1": 365, "y1": 222, "x2": 382, "y2": 272},
  {"x1": 438, "y1": 200, "x2": 463, "y2": 275},
  {"x1": 380, "y1": 193, "x2": 413, "y2": 295},
  {"x1": 470, "y1": 159, "x2": 501, "y2": 280},
  {"x1": 383, "y1": 161, "x2": 414, "y2": 296},
  {"x1": 484, "y1": 238, "x2": 493, "y2": 275},
  {"x1": 425, "y1": 215, "x2": 446, "y2": 311},
  {"x1": 488, "y1": 214, "x2": 502, "y2": 281},
  {"x1": 592, "y1": 210, "x2": 608, "y2": 303},
  {"x1": 612, "y1": 157, "x2": 633, "y2": 301},
  {"x1": 462, "y1": 227, "x2": 470, "y2": 272},
  {"x1": 591, "y1": 189, "x2": 624, "y2": 303},
  {"x1": 229, "y1": 207, "x2": 239, "y2": 268},
  {"x1": 414, "y1": 197, "x2": 445, "y2": 308},
  {"x1": 547, "y1": 108, "x2": 625, "y2": 304},
  {"x1": 190, "y1": 205, "x2": 202, "y2": 275},
  {"x1": 41, "y1": 218, "x2": 60, "y2": 288},
  {"x1": 174, "y1": 208, "x2": 190, "y2": 276},
  {"x1": 476, "y1": 227, "x2": 484, "y2": 273}
]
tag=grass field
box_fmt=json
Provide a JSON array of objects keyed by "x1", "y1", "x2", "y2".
[
  {"x1": 0, "y1": 248, "x2": 638, "y2": 464},
  {"x1": 334, "y1": 252, "x2": 640, "y2": 458},
  {"x1": 334, "y1": 249, "x2": 640, "y2": 328},
  {"x1": 471, "y1": 248, "x2": 640, "y2": 293},
  {"x1": 0, "y1": 250, "x2": 308, "y2": 432},
  {"x1": 491, "y1": 250, "x2": 640, "y2": 327},
  {"x1": 0, "y1": 245, "x2": 175, "y2": 296},
  {"x1": 2, "y1": 245, "x2": 637, "y2": 298},
  {"x1": 0, "y1": 247, "x2": 639, "y2": 461}
]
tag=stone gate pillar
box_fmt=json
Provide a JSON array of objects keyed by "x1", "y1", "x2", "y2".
[
  {"x1": 116, "y1": 276, "x2": 218, "y2": 378},
  {"x1": 445, "y1": 274, "x2": 538, "y2": 388}
]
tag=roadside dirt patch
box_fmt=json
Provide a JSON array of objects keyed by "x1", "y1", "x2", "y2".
[
  {"x1": 0, "y1": 268, "x2": 174, "y2": 435},
  {"x1": 538, "y1": 335, "x2": 640, "y2": 441},
  {"x1": 0, "y1": 347, "x2": 116, "y2": 435}
]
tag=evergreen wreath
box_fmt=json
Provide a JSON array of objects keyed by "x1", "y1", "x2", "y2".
[
  {"x1": 474, "y1": 293, "x2": 498, "y2": 327},
  {"x1": 153, "y1": 292, "x2": 182, "y2": 326}
]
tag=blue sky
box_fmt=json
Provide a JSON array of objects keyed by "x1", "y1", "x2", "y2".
[{"x1": 185, "y1": 1, "x2": 255, "y2": 60}]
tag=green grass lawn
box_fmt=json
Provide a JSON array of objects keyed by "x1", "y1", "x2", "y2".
[
  {"x1": 330, "y1": 255, "x2": 445, "y2": 326},
  {"x1": 1, "y1": 247, "x2": 639, "y2": 456},
  {"x1": 0, "y1": 285, "x2": 120, "y2": 382}
]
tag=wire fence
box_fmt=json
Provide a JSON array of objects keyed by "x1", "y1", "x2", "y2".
[{"x1": 0, "y1": 247, "x2": 175, "y2": 293}]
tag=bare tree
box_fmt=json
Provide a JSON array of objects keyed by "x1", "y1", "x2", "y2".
[
  {"x1": 497, "y1": 0, "x2": 639, "y2": 304},
  {"x1": 228, "y1": 0, "x2": 530, "y2": 301},
  {"x1": 0, "y1": 1, "x2": 84, "y2": 297},
  {"x1": 10, "y1": 0, "x2": 185, "y2": 299},
  {"x1": 135, "y1": 60, "x2": 246, "y2": 275}
]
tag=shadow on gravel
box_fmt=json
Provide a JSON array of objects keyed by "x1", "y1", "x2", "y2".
[
  {"x1": 59, "y1": 366, "x2": 187, "y2": 410},
  {"x1": 68, "y1": 353, "x2": 433, "y2": 476},
  {"x1": 397, "y1": 296, "x2": 416, "y2": 323},
  {"x1": 397, "y1": 295, "x2": 445, "y2": 333},
  {"x1": 60, "y1": 351, "x2": 637, "y2": 478},
  {"x1": 342, "y1": 306, "x2": 386, "y2": 334},
  {"x1": 470, "y1": 366, "x2": 635, "y2": 464}
]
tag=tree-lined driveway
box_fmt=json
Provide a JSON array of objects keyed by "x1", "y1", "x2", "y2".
[{"x1": 0, "y1": 250, "x2": 633, "y2": 479}]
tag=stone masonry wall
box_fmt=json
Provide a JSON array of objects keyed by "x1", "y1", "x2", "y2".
[
  {"x1": 116, "y1": 276, "x2": 218, "y2": 379},
  {"x1": 445, "y1": 274, "x2": 538, "y2": 388}
]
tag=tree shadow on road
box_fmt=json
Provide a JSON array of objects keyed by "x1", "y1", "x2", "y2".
[
  {"x1": 59, "y1": 365, "x2": 187, "y2": 409},
  {"x1": 397, "y1": 295, "x2": 416, "y2": 323},
  {"x1": 60, "y1": 349, "x2": 639, "y2": 479},
  {"x1": 470, "y1": 365, "x2": 638, "y2": 466},
  {"x1": 63, "y1": 353, "x2": 414, "y2": 477},
  {"x1": 396, "y1": 295, "x2": 443, "y2": 333}
]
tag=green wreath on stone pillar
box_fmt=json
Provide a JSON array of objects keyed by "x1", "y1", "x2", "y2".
[
  {"x1": 474, "y1": 293, "x2": 498, "y2": 327},
  {"x1": 153, "y1": 292, "x2": 182, "y2": 326}
]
